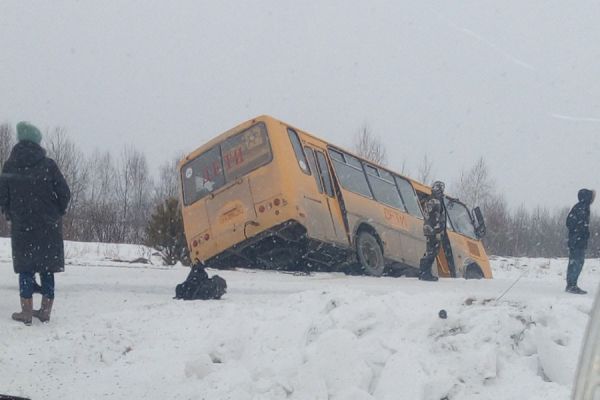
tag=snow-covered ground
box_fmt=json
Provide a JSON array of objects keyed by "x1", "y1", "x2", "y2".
[{"x1": 0, "y1": 240, "x2": 598, "y2": 400}]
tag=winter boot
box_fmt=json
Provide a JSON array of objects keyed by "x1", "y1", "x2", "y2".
[
  {"x1": 419, "y1": 272, "x2": 439, "y2": 282},
  {"x1": 32, "y1": 296, "x2": 54, "y2": 323},
  {"x1": 12, "y1": 298, "x2": 33, "y2": 326},
  {"x1": 566, "y1": 285, "x2": 587, "y2": 295}
]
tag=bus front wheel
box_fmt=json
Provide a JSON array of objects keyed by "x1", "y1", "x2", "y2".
[
  {"x1": 356, "y1": 231, "x2": 385, "y2": 277},
  {"x1": 464, "y1": 262, "x2": 484, "y2": 280}
]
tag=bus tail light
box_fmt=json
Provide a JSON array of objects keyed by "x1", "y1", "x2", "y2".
[
  {"x1": 259, "y1": 205, "x2": 266, "y2": 213},
  {"x1": 273, "y1": 198, "x2": 281, "y2": 207},
  {"x1": 204, "y1": 233, "x2": 210, "y2": 241},
  {"x1": 192, "y1": 240, "x2": 199, "y2": 247}
]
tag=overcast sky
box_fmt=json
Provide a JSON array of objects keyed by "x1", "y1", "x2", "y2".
[{"x1": 1, "y1": 1, "x2": 598, "y2": 210}]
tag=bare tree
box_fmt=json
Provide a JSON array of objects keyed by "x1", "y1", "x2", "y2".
[
  {"x1": 82, "y1": 150, "x2": 120, "y2": 242},
  {"x1": 45, "y1": 127, "x2": 89, "y2": 239},
  {"x1": 353, "y1": 125, "x2": 387, "y2": 166},
  {"x1": 115, "y1": 146, "x2": 152, "y2": 243},
  {"x1": 153, "y1": 154, "x2": 184, "y2": 205},
  {"x1": 510, "y1": 205, "x2": 531, "y2": 256},
  {"x1": 0, "y1": 123, "x2": 15, "y2": 236},
  {"x1": 417, "y1": 154, "x2": 433, "y2": 184},
  {"x1": 453, "y1": 157, "x2": 493, "y2": 207},
  {"x1": 481, "y1": 193, "x2": 510, "y2": 255},
  {"x1": 0, "y1": 123, "x2": 15, "y2": 167}
]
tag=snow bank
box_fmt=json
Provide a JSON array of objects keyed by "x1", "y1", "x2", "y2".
[
  {"x1": 491, "y1": 255, "x2": 600, "y2": 282},
  {"x1": 0, "y1": 243, "x2": 598, "y2": 399},
  {"x1": 0, "y1": 237, "x2": 166, "y2": 268}
]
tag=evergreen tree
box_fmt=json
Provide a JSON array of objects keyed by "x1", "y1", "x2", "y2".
[{"x1": 146, "y1": 197, "x2": 190, "y2": 266}]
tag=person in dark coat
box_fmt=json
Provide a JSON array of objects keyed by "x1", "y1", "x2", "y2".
[
  {"x1": 419, "y1": 181, "x2": 450, "y2": 282},
  {"x1": 565, "y1": 188, "x2": 595, "y2": 294},
  {"x1": 0, "y1": 122, "x2": 71, "y2": 325}
]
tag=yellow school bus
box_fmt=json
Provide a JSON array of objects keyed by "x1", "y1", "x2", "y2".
[{"x1": 179, "y1": 115, "x2": 492, "y2": 278}]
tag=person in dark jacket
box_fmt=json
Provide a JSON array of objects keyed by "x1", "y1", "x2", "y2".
[
  {"x1": 419, "y1": 181, "x2": 450, "y2": 281},
  {"x1": 0, "y1": 122, "x2": 71, "y2": 325},
  {"x1": 565, "y1": 189, "x2": 595, "y2": 294}
]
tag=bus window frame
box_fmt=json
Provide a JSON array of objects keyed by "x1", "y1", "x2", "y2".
[
  {"x1": 287, "y1": 128, "x2": 311, "y2": 175},
  {"x1": 315, "y1": 150, "x2": 336, "y2": 198},
  {"x1": 181, "y1": 122, "x2": 273, "y2": 206},
  {"x1": 327, "y1": 147, "x2": 374, "y2": 200},
  {"x1": 445, "y1": 198, "x2": 478, "y2": 240},
  {"x1": 394, "y1": 175, "x2": 424, "y2": 219},
  {"x1": 304, "y1": 146, "x2": 324, "y2": 194},
  {"x1": 363, "y1": 163, "x2": 408, "y2": 212},
  {"x1": 181, "y1": 145, "x2": 226, "y2": 206}
]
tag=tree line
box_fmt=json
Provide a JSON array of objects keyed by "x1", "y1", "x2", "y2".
[{"x1": 0, "y1": 123, "x2": 187, "y2": 264}]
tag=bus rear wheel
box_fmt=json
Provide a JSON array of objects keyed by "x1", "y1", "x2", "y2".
[{"x1": 356, "y1": 231, "x2": 385, "y2": 277}]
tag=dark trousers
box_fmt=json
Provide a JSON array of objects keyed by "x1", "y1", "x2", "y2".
[
  {"x1": 19, "y1": 272, "x2": 55, "y2": 299},
  {"x1": 566, "y1": 248, "x2": 585, "y2": 287},
  {"x1": 420, "y1": 235, "x2": 440, "y2": 276}
]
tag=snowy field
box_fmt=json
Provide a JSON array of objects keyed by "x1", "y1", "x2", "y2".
[{"x1": 0, "y1": 240, "x2": 599, "y2": 400}]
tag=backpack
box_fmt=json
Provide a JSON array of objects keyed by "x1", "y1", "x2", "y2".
[{"x1": 175, "y1": 264, "x2": 227, "y2": 300}]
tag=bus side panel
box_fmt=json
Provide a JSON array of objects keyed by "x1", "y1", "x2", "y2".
[
  {"x1": 340, "y1": 191, "x2": 407, "y2": 262},
  {"x1": 378, "y1": 207, "x2": 426, "y2": 267}
]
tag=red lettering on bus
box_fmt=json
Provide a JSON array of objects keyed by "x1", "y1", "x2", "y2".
[
  {"x1": 233, "y1": 148, "x2": 244, "y2": 164},
  {"x1": 384, "y1": 208, "x2": 406, "y2": 227},
  {"x1": 224, "y1": 147, "x2": 244, "y2": 170},
  {"x1": 212, "y1": 160, "x2": 221, "y2": 176}
]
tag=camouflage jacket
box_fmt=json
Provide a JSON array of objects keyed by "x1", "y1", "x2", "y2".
[{"x1": 423, "y1": 196, "x2": 447, "y2": 237}]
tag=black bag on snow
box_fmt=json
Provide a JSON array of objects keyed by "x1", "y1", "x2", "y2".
[{"x1": 175, "y1": 263, "x2": 227, "y2": 300}]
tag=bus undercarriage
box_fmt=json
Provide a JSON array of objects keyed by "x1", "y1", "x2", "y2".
[{"x1": 204, "y1": 220, "x2": 351, "y2": 272}]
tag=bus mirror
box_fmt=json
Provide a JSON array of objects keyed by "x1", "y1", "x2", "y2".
[{"x1": 473, "y1": 206, "x2": 486, "y2": 239}]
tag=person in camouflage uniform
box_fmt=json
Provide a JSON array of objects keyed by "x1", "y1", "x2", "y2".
[{"x1": 419, "y1": 181, "x2": 449, "y2": 281}]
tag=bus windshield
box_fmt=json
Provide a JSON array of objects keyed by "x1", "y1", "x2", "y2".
[
  {"x1": 181, "y1": 122, "x2": 271, "y2": 205},
  {"x1": 445, "y1": 199, "x2": 477, "y2": 239}
]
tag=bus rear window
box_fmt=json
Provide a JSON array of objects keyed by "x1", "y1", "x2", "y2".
[
  {"x1": 182, "y1": 122, "x2": 272, "y2": 205},
  {"x1": 222, "y1": 123, "x2": 271, "y2": 181},
  {"x1": 182, "y1": 146, "x2": 226, "y2": 205}
]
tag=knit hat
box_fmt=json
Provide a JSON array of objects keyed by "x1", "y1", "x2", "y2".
[{"x1": 16, "y1": 121, "x2": 42, "y2": 144}]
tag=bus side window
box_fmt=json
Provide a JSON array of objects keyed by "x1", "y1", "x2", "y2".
[
  {"x1": 315, "y1": 151, "x2": 335, "y2": 198},
  {"x1": 304, "y1": 147, "x2": 324, "y2": 194},
  {"x1": 287, "y1": 128, "x2": 311, "y2": 175},
  {"x1": 395, "y1": 176, "x2": 423, "y2": 218},
  {"x1": 328, "y1": 149, "x2": 373, "y2": 199},
  {"x1": 365, "y1": 165, "x2": 405, "y2": 211}
]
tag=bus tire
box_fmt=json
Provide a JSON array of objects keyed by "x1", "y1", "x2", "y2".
[
  {"x1": 464, "y1": 263, "x2": 484, "y2": 280},
  {"x1": 356, "y1": 231, "x2": 385, "y2": 277}
]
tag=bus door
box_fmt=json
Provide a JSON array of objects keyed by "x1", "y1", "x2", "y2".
[
  {"x1": 444, "y1": 199, "x2": 489, "y2": 278},
  {"x1": 303, "y1": 146, "x2": 349, "y2": 246}
]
